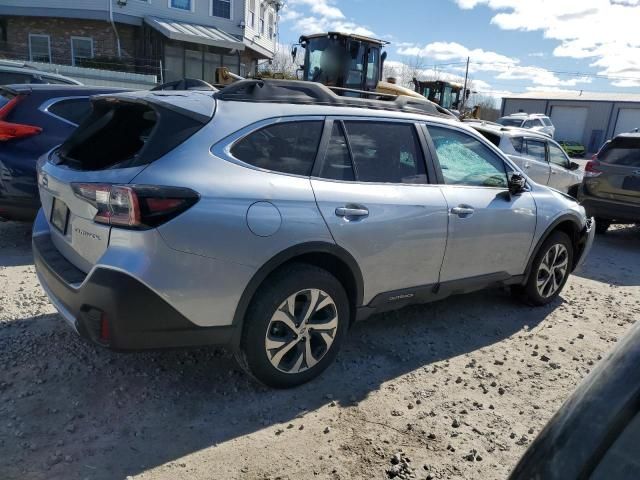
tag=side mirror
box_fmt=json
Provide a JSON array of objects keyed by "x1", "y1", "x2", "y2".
[
  {"x1": 508, "y1": 172, "x2": 527, "y2": 195},
  {"x1": 569, "y1": 161, "x2": 580, "y2": 171},
  {"x1": 291, "y1": 46, "x2": 298, "y2": 62}
]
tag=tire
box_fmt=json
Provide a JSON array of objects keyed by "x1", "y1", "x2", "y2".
[
  {"x1": 595, "y1": 218, "x2": 611, "y2": 234},
  {"x1": 235, "y1": 263, "x2": 349, "y2": 388},
  {"x1": 517, "y1": 231, "x2": 574, "y2": 306}
]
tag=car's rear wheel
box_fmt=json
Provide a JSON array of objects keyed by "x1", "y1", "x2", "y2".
[
  {"x1": 236, "y1": 263, "x2": 349, "y2": 388},
  {"x1": 517, "y1": 231, "x2": 573, "y2": 306},
  {"x1": 595, "y1": 218, "x2": 611, "y2": 234}
]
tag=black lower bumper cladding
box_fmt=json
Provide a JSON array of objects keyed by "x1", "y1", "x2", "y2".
[{"x1": 33, "y1": 234, "x2": 234, "y2": 350}]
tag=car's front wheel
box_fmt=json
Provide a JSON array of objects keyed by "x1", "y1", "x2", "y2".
[
  {"x1": 236, "y1": 264, "x2": 349, "y2": 388},
  {"x1": 517, "y1": 231, "x2": 573, "y2": 306}
]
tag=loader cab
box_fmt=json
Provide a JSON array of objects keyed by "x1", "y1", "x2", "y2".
[
  {"x1": 295, "y1": 32, "x2": 387, "y2": 94},
  {"x1": 413, "y1": 79, "x2": 468, "y2": 111}
]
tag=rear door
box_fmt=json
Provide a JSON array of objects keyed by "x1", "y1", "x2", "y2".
[
  {"x1": 425, "y1": 124, "x2": 537, "y2": 282},
  {"x1": 514, "y1": 137, "x2": 550, "y2": 185},
  {"x1": 591, "y1": 137, "x2": 640, "y2": 204},
  {"x1": 311, "y1": 118, "x2": 449, "y2": 303}
]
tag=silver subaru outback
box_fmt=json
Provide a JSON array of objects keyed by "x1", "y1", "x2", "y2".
[{"x1": 33, "y1": 80, "x2": 594, "y2": 388}]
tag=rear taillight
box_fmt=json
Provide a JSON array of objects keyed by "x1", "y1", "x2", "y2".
[
  {"x1": 0, "y1": 94, "x2": 42, "y2": 141},
  {"x1": 584, "y1": 155, "x2": 602, "y2": 177},
  {"x1": 71, "y1": 183, "x2": 199, "y2": 229}
]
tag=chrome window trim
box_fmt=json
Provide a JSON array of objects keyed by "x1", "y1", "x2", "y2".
[{"x1": 38, "y1": 96, "x2": 90, "y2": 127}]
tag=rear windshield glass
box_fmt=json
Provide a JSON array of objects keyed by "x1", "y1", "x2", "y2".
[
  {"x1": 497, "y1": 117, "x2": 523, "y2": 127},
  {"x1": 600, "y1": 137, "x2": 640, "y2": 167},
  {"x1": 58, "y1": 100, "x2": 206, "y2": 171},
  {"x1": 541, "y1": 117, "x2": 553, "y2": 126}
]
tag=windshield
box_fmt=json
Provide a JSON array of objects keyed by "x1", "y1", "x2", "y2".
[
  {"x1": 498, "y1": 117, "x2": 524, "y2": 127},
  {"x1": 303, "y1": 37, "x2": 346, "y2": 86}
]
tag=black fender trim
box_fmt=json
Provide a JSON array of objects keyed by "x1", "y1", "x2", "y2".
[
  {"x1": 523, "y1": 213, "x2": 584, "y2": 283},
  {"x1": 230, "y1": 241, "x2": 364, "y2": 348}
]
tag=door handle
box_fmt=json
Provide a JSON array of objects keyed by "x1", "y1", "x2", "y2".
[
  {"x1": 335, "y1": 206, "x2": 369, "y2": 218},
  {"x1": 451, "y1": 206, "x2": 475, "y2": 217}
]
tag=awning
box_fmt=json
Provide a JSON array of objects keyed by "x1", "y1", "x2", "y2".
[{"x1": 144, "y1": 16, "x2": 245, "y2": 51}]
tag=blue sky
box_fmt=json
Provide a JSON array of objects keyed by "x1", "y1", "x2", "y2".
[{"x1": 278, "y1": 0, "x2": 640, "y2": 98}]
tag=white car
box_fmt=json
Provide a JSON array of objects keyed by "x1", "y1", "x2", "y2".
[
  {"x1": 497, "y1": 113, "x2": 555, "y2": 138},
  {"x1": 471, "y1": 123, "x2": 583, "y2": 196}
]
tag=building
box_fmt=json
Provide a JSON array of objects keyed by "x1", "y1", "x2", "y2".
[
  {"x1": 501, "y1": 91, "x2": 640, "y2": 152},
  {"x1": 0, "y1": 0, "x2": 280, "y2": 83}
]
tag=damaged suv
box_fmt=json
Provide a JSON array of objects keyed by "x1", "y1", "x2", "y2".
[{"x1": 33, "y1": 80, "x2": 594, "y2": 387}]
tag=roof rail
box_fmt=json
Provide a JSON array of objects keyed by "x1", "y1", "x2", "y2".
[{"x1": 215, "y1": 79, "x2": 457, "y2": 119}]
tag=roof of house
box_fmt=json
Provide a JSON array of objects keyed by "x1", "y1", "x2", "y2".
[{"x1": 503, "y1": 91, "x2": 640, "y2": 103}]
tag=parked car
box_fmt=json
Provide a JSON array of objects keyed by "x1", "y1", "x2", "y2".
[
  {"x1": 33, "y1": 80, "x2": 594, "y2": 388},
  {"x1": 470, "y1": 123, "x2": 583, "y2": 195},
  {"x1": 558, "y1": 140, "x2": 586, "y2": 158},
  {"x1": 0, "y1": 60, "x2": 81, "y2": 86},
  {"x1": 0, "y1": 84, "x2": 126, "y2": 221},
  {"x1": 510, "y1": 320, "x2": 640, "y2": 480},
  {"x1": 578, "y1": 132, "x2": 640, "y2": 234},
  {"x1": 497, "y1": 113, "x2": 555, "y2": 138}
]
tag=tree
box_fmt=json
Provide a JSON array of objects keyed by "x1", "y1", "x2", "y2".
[{"x1": 258, "y1": 43, "x2": 299, "y2": 79}]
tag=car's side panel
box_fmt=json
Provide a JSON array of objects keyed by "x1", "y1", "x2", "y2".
[
  {"x1": 508, "y1": 153, "x2": 551, "y2": 186},
  {"x1": 438, "y1": 186, "x2": 537, "y2": 281},
  {"x1": 312, "y1": 179, "x2": 449, "y2": 304}
]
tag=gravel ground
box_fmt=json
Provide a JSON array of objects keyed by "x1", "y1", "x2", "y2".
[{"x1": 1, "y1": 220, "x2": 639, "y2": 480}]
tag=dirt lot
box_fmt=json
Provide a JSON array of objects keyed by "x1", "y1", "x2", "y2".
[{"x1": 1, "y1": 220, "x2": 639, "y2": 480}]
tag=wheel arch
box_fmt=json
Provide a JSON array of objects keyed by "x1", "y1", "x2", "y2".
[
  {"x1": 230, "y1": 242, "x2": 364, "y2": 348},
  {"x1": 523, "y1": 214, "x2": 584, "y2": 283}
]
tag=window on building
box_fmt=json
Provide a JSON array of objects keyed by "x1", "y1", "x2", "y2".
[
  {"x1": 343, "y1": 121, "x2": 428, "y2": 184},
  {"x1": 260, "y1": 5, "x2": 266, "y2": 35},
  {"x1": 70, "y1": 37, "x2": 93, "y2": 66},
  {"x1": 249, "y1": 0, "x2": 256, "y2": 28},
  {"x1": 428, "y1": 125, "x2": 508, "y2": 188},
  {"x1": 212, "y1": 0, "x2": 231, "y2": 19},
  {"x1": 169, "y1": 0, "x2": 192, "y2": 11},
  {"x1": 230, "y1": 121, "x2": 323, "y2": 176},
  {"x1": 268, "y1": 12, "x2": 274, "y2": 39},
  {"x1": 29, "y1": 34, "x2": 51, "y2": 63}
]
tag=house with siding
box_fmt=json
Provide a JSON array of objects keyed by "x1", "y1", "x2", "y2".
[{"x1": 0, "y1": 0, "x2": 280, "y2": 83}]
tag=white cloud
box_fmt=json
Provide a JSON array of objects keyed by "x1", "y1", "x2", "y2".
[
  {"x1": 282, "y1": 0, "x2": 374, "y2": 37},
  {"x1": 397, "y1": 41, "x2": 593, "y2": 88},
  {"x1": 453, "y1": 0, "x2": 640, "y2": 87}
]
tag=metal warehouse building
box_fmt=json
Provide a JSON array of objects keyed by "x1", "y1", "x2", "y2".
[{"x1": 501, "y1": 91, "x2": 640, "y2": 153}]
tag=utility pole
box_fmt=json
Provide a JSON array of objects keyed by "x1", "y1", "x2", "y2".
[{"x1": 461, "y1": 56, "x2": 470, "y2": 113}]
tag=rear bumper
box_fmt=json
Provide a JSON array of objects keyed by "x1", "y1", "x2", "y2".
[
  {"x1": 578, "y1": 187, "x2": 640, "y2": 222},
  {"x1": 33, "y1": 232, "x2": 235, "y2": 351}
]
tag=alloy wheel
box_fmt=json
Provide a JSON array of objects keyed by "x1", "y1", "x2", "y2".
[
  {"x1": 265, "y1": 289, "x2": 339, "y2": 374},
  {"x1": 536, "y1": 244, "x2": 569, "y2": 298}
]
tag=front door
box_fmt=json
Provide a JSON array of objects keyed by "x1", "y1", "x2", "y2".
[
  {"x1": 426, "y1": 125, "x2": 537, "y2": 282},
  {"x1": 311, "y1": 119, "x2": 449, "y2": 304}
]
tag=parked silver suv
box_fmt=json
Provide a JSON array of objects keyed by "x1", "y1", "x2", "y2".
[
  {"x1": 497, "y1": 113, "x2": 555, "y2": 138},
  {"x1": 33, "y1": 80, "x2": 594, "y2": 387},
  {"x1": 470, "y1": 123, "x2": 583, "y2": 196}
]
